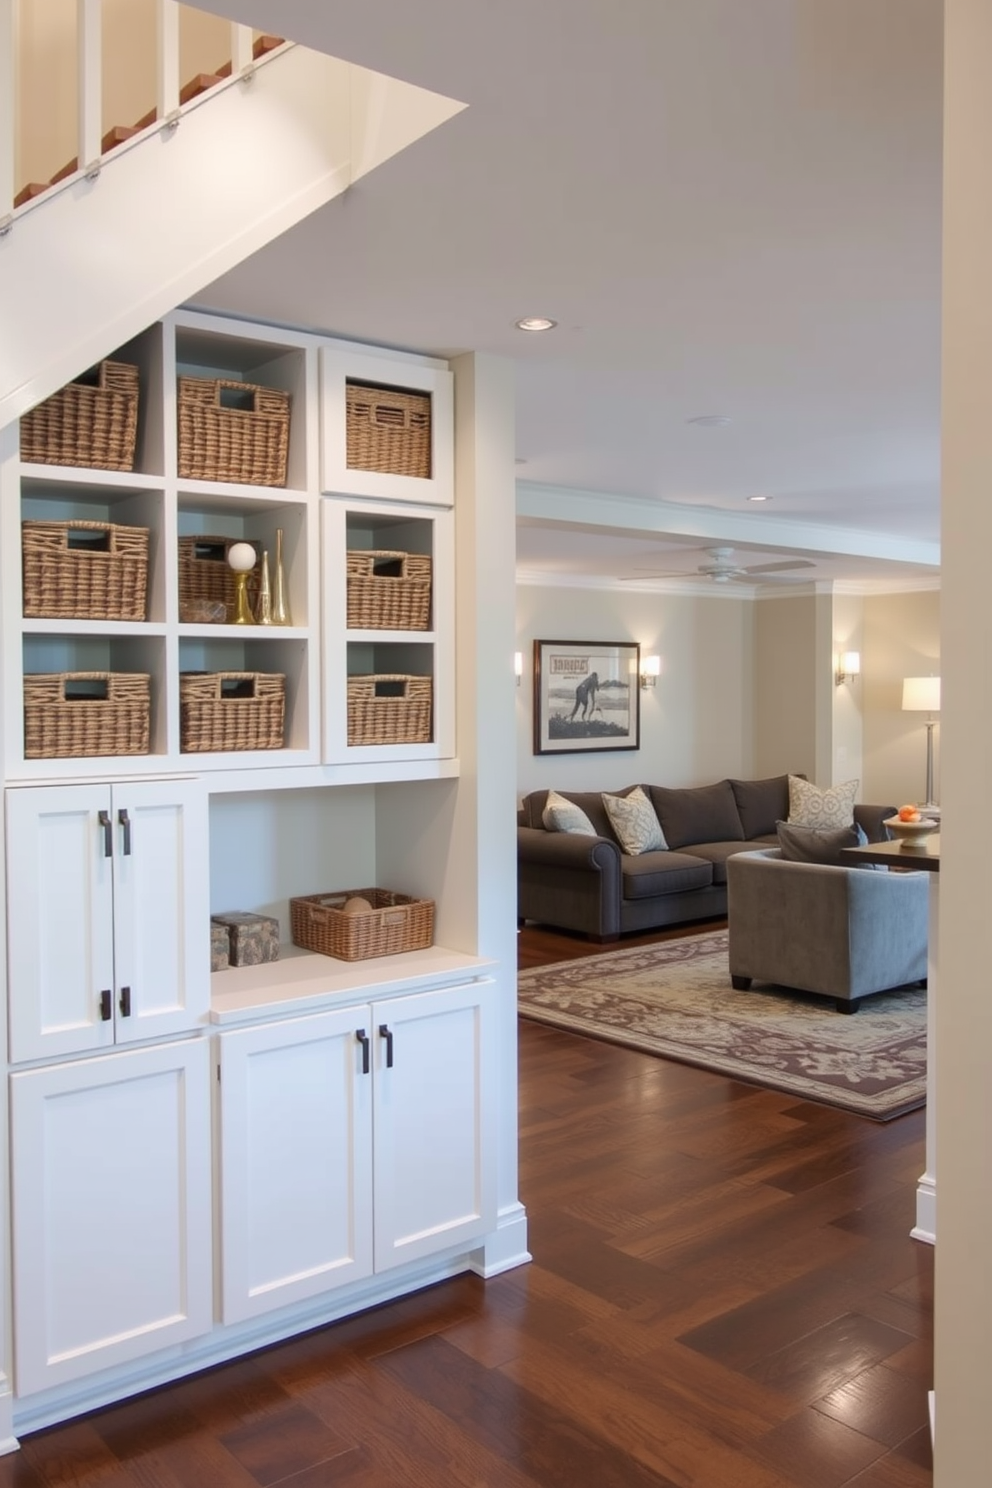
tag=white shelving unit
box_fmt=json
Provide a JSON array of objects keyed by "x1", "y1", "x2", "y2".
[{"x1": 0, "y1": 309, "x2": 525, "y2": 1441}]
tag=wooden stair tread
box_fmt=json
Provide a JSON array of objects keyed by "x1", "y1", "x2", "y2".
[
  {"x1": 179, "y1": 72, "x2": 224, "y2": 105},
  {"x1": 102, "y1": 125, "x2": 140, "y2": 153},
  {"x1": 253, "y1": 35, "x2": 284, "y2": 57},
  {"x1": 13, "y1": 182, "x2": 49, "y2": 208}
]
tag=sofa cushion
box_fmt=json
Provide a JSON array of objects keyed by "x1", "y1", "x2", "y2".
[
  {"x1": 602, "y1": 786, "x2": 668, "y2": 854},
  {"x1": 542, "y1": 790, "x2": 597, "y2": 836},
  {"x1": 729, "y1": 774, "x2": 794, "y2": 840},
  {"x1": 678, "y1": 840, "x2": 765, "y2": 885},
  {"x1": 788, "y1": 775, "x2": 859, "y2": 829},
  {"x1": 521, "y1": 788, "x2": 632, "y2": 841},
  {"x1": 777, "y1": 819, "x2": 869, "y2": 866},
  {"x1": 648, "y1": 780, "x2": 745, "y2": 850},
  {"x1": 621, "y1": 852, "x2": 714, "y2": 900}
]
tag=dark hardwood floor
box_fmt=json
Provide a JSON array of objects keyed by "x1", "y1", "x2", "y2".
[{"x1": 1, "y1": 920, "x2": 932, "y2": 1487}]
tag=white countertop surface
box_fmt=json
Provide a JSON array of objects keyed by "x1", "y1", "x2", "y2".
[{"x1": 210, "y1": 943, "x2": 497, "y2": 1025}]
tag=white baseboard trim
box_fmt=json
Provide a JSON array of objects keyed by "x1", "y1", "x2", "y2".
[
  {"x1": 12, "y1": 1242, "x2": 486, "y2": 1437},
  {"x1": 912, "y1": 1173, "x2": 936, "y2": 1246},
  {"x1": 469, "y1": 1202, "x2": 531, "y2": 1278}
]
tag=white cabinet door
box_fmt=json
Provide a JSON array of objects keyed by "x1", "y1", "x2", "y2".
[
  {"x1": 111, "y1": 778, "x2": 210, "y2": 1045},
  {"x1": 372, "y1": 980, "x2": 496, "y2": 1272},
  {"x1": 11, "y1": 1039, "x2": 213, "y2": 1396},
  {"x1": 6, "y1": 780, "x2": 209, "y2": 1063},
  {"x1": 219, "y1": 1007, "x2": 374, "y2": 1324},
  {"x1": 7, "y1": 785, "x2": 116, "y2": 1062}
]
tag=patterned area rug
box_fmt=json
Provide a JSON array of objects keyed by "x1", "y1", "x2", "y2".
[{"x1": 517, "y1": 930, "x2": 926, "y2": 1120}]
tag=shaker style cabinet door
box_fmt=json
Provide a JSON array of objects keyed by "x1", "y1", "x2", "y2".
[
  {"x1": 111, "y1": 778, "x2": 210, "y2": 1046},
  {"x1": 372, "y1": 980, "x2": 497, "y2": 1272},
  {"x1": 6, "y1": 784, "x2": 116, "y2": 1062},
  {"x1": 218, "y1": 1007, "x2": 375, "y2": 1324},
  {"x1": 6, "y1": 779, "x2": 209, "y2": 1064},
  {"x1": 10, "y1": 1039, "x2": 213, "y2": 1395}
]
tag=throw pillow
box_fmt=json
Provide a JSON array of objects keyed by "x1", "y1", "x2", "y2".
[
  {"x1": 602, "y1": 786, "x2": 668, "y2": 855},
  {"x1": 776, "y1": 819, "x2": 867, "y2": 867},
  {"x1": 542, "y1": 790, "x2": 598, "y2": 836},
  {"x1": 788, "y1": 775, "x2": 858, "y2": 830}
]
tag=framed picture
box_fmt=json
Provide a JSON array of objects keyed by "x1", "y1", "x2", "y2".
[{"x1": 533, "y1": 639, "x2": 640, "y2": 755}]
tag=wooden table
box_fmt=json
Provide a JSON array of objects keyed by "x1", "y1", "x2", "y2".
[{"x1": 842, "y1": 834, "x2": 939, "y2": 1245}]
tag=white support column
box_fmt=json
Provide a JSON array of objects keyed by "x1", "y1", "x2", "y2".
[
  {"x1": 157, "y1": 0, "x2": 180, "y2": 126},
  {"x1": 76, "y1": 0, "x2": 101, "y2": 175},
  {"x1": 231, "y1": 24, "x2": 254, "y2": 77},
  {"x1": 0, "y1": 0, "x2": 14, "y2": 225}
]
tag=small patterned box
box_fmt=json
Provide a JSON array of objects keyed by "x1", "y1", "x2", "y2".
[
  {"x1": 211, "y1": 911, "x2": 280, "y2": 967},
  {"x1": 210, "y1": 923, "x2": 230, "y2": 972}
]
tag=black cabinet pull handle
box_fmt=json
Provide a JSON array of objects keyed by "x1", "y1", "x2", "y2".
[
  {"x1": 119, "y1": 986, "x2": 131, "y2": 1018},
  {"x1": 98, "y1": 810, "x2": 112, "y2": 857},
  {"x1": 379, "y1": 1023, "x2": 394, "y2": 1068},
  {"x1": 118, "y1": 808, "x2": 132, "y2": 855},
  {"x1": 356, "y1": 1028, "x2": 370, "y2": 1075},
  {"x1": 99, "y1": 989, "x2": 112, "y2": 1021}
]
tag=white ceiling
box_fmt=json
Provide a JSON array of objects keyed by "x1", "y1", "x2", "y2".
[{"x1": 194, "y1": 0, "x2": 944, "y2": 591}]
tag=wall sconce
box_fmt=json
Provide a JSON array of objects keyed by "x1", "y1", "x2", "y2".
[
  {"x1": 640, "y1": 655, "x2": 661, "y2": 690},
  {"x1": 514, "y1": 651, "x2": 523, "y2": 687},
  {"x1": 835, "y1": 650, "x2": 861, "y2": 686}
]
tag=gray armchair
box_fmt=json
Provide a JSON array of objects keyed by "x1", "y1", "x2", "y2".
[{"x1": 726, "y1": 848, "x2": 928, "y2": 1012}]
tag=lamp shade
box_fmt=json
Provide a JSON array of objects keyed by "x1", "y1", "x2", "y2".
[{"x1": 902, "y1": 676, "x2": 940, "y2": 712}]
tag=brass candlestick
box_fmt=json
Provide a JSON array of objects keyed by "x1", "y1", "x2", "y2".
[
  {"x1": 227, "y1": 542, "x2": 257, "y2": 625},
  {"x1": 257, "y1": 550, "x2": 273, "y2": 625}
]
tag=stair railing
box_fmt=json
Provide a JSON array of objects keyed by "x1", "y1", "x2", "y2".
[{"x1": 1, "y1": 0, "x2": 278, "y2": 233}]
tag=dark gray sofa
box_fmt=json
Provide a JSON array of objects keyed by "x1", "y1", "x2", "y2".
[{"x1": 517, "y1": 775, "x2": 894, "y2": 940}]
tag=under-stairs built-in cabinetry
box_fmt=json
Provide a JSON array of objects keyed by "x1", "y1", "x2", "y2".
[{"x1": 0, "y1": 310, "x2": 525, "y2": 1444}]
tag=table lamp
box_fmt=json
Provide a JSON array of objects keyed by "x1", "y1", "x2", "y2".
[{"x1": 902, "y1": 675, "x2": 940, "y2": 808}]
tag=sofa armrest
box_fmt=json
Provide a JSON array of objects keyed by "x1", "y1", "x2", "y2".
[{"x1": 517, "y1": 827, "x2": 622, "y2": 937}]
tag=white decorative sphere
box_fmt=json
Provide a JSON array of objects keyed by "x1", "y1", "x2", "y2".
[{"x1": 227, "y1": 542, "x2": 257, "y2": 573}]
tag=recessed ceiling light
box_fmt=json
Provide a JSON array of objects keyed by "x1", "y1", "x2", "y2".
[
  {"x1": 747, "y1": 494, "x2": 771, "y2": 502},
  {"x1": 687, "y1": 414, "x2": 732, "y2": 427},
  {"x1": 515, "y1": 317, "x2": 557, "y2": 332}
]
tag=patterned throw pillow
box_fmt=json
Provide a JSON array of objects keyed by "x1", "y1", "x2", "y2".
[
  {"x1": 788, "y1": 775, "x2": 859, "y2": 830},
  {"x1": 542, "y1": 790, "x2": 598, "y2": 836},
  {"x1": 602, "y1": 786, "x2": 668, "y2": 855}
]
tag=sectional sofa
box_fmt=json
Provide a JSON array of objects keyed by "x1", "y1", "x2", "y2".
[{"x1": 517, "y1": 774, "x2": 894, "y2": 940}]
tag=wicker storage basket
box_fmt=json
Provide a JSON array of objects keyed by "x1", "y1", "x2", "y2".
[
  {"x1": 22, "y1": 519, "x2": 149, "y2": 621},
  {"x1": 345, "y1": 382, "x2": 431, "y2": 479},
  {"x1": 178, "y1": 535, "x2": 259, "y2": 621},
  {"x1": 178, "y1": 377, "x2": 290, "y2": 486},
  {"x1": 290, "y1": 888, "x2": 435, "y2": 961},
  {"x1": 346, "y1": 550, "x2": 432, "y2": 630},
  {"x1": 20, "y1": 361, "x2": 139, "y2": 472},
  {"x1": 347, "y1": 674, "x2": 432, "y2": 746},
  {"x1": 24, "y1": 672, "x2": 150, "y2": 758},
  {"x1": 180, "y1": 671, "x2": 285, "y2": 752}
]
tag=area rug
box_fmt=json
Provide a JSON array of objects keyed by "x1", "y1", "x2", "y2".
[{"x1": 517, "y1": 930, "x2": 926, "y2": 1120}]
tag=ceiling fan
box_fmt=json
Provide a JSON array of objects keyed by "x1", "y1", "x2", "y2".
[{"x1": 623, "y1": 546, "x2": 817, "y2": 585}]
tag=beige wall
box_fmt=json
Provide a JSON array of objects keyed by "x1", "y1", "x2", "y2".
[
  {"x1": 861, "y1": 589, "x2": 941, "y2": 806},
  {"x1": 515, "y1": 583, "x2": 753, "y2": 798},
  {"x1": 753, "y1": 593, "x2": 820, "y2": 780},
  {"x1": 16, "y1": 0, "x2": 236, "y2": 188}
]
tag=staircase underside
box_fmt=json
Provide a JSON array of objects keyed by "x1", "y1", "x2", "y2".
[{"x1": 1, "y1": 44, "x2": 465, "y2": 430}]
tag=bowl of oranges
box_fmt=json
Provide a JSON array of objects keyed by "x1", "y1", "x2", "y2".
[{"x1": 884, "y1": 805, "x2": 939, "y2": 847}]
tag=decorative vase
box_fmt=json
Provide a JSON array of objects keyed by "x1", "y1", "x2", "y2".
[
  {"x1": 257, "y1": 550, "x2": 273, "y2": 625},
  {"x1": 273, "y1": 528, "x2": 291, "y2": 626}
]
